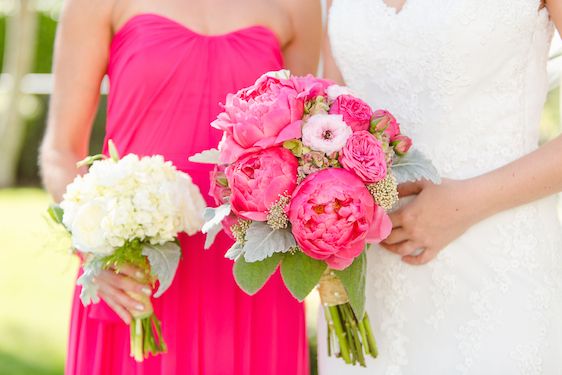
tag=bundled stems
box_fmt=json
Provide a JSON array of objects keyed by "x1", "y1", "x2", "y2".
[
  {"x1": 319, "y1": 270, "x2": 378, "y2": 367},
  {"x1": 130, "y1": 313, "x2": 167, "y2": 362}
]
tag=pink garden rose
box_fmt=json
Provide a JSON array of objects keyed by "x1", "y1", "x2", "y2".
[
  {"x1": 371, "y1": 110, "x2": 400, "y2": 140},
  {"x1": 226, "y1": 147, "x2": 298, "y2": 221},
  {"x1": 288, "y1": 168, "x2": 391, "y2": 270},
  {"x1": 329, "y1": 95, "x2": 372, "y2": 132},
  {"x1": 213, "y1": 82, "x2": 304, "y2": 164},
  {"x1": 339, "y1": 131, "x2": 388, "y2": 183},
  {"x1": 209, "y1": 165, "x2": 231, "y2": 205},
  {"x1": 392, "y1": 134, "x2": 413, "y2": 156}
]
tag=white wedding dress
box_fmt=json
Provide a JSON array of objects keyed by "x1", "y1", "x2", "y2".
[{"x1": 318, "y1": 1, "x2": 562, "y2": 374}]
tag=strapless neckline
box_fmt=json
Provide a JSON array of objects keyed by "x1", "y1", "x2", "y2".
[{"x1": 113, "y1": 13, "x2": 281, "y2": 45}]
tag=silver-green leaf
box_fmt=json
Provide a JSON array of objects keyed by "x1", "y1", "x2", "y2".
[
  {"x1": 281, "y1": 251, "x2": 327, "y2": 301},
  {"x1": 243, "y1": 222, "x2": 296, "y2": 263},
  {"x1": 334, "y1": 251, "x2": 367, "y2": 320},
  {"x1": 142, "y1": 242, "x2": 181, "y2": 298},
  {"x1": 392, "y1": 149, "x2": 441, "y2": 184},
  {"x1": 233, "y1": 253, "x2": 283, "y2": 295},
  {"x1": 225, "y1": 243, "x2": 244, "y2": 261},
  {"x1": 202, "y1": 204, "x2": 231, "y2": 249},
  {"x1": 188, "y1": 148, "x2": 221, "y2": 164},
  {"x1": 76, "y1": 259, "x2": 103, "y2": 306}
]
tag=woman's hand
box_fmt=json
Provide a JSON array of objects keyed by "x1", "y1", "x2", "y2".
[
  {"x1": 380, "y1": 179, "x2": 482, "y2": 265},
  {"x1": 93, "y1": 265, "x2": 153, "y2": 324}
]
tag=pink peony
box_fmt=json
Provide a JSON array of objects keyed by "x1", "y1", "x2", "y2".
[
  {"x1": 329, "y1": 95, "x2": 373, "y2": 132},
  {"x1": 392, "y1": 134, "x2": 413, "y2": 156},
  {"x1": 339, "y1": 131, "x2": 388, "y2": 183},
  {"x1": 288, "y1": 168, "x2": 391, "y2": 270},
  {"x1": 371, "y1": 110, "x2": 400, "y2": 140},
  {"x1": 209, "y1": 165, "x2": 231, "y2": 205},
  {"x1": 226, "y1": 147, "x2": 298, "y2": 221},
  {"x1": 302, "y1": 114, "x2": 353, "y2": 154},
  {"x1": 212, "y1": 83, "x2": 304, "y2": 164},
  {"x1": 290, "y1": 74, "x2": 333, "y2": 101}
]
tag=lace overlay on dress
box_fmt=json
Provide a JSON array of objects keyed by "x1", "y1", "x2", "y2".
[{"x1": 318, "y1": 1, "x2": 562, "y2": 374}]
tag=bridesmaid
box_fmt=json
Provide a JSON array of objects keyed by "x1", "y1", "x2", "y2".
[{"x1": 40, "y1": 0, "x2": 321, "y2": 374}]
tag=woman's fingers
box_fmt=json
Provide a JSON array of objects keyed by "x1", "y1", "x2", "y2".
[
  {"x1": 98, "y1": 290, "x2": 132, "y2": 324},
  {"x1": 116, "y1": 264, "x2": 148, "y2": 283},
  {"x1": 96, "y1": 277, "x2": 148, "y2": 313},
  {"x1": 381, "y1": 227, "x2": 408, "y2": 245},
  {"x1": 102, "y1": 269, "x2": 152, "y2": 297},
  {"x1": 380, "y1": 241, "x2": 423, "y2": 257},
  {"x1": 402, "y1": 248, "x2": 438, "y2": 265},
  {"x1": 397, "y1": 180, "x2": 427, "y2": 198}
]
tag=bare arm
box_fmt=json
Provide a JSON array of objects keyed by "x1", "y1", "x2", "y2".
[
  {"x1": 322, "y1": 0, "x2": 345, "y2": 83},
  {"x1": 39, "y1": 0, "x2": 113, "y2": 202},
  {"x1": 282, "y1": 0, "x2": 322, "y2": 75},
  {"x1": 381, "y1": 2, "x2": 562, "y2": 265}
]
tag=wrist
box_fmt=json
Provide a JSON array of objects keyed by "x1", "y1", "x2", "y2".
[{"x1": 459, "y1": 176, "x2": 502, "y2": 223}]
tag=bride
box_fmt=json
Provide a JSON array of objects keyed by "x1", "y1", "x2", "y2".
[{"x1": 319, "y1": 0, "x2": 562, "y2": 373}]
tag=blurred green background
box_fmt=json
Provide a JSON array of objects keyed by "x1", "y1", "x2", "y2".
[{"x1": 0, "y1": 2, "x2": 560, "y2": 375}]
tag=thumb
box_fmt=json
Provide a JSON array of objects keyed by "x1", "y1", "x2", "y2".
[{"x1": 397, "y1": 180, "x2": 427, "y2": 197}]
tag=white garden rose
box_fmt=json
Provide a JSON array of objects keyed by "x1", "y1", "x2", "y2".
[{"x1": 71, "y1": 200, "x2": 113, "y2": 255}]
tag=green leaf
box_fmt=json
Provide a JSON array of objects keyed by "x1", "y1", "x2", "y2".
[
  {"x1": 243, "y1": 223, "x2": 295, "y2": 262},
  {"x1": 391, "y1": 149, "x2": 441, "y2": 184},
  {"x1": 108, "y1": 139, "x2": 120, "y2": 161},
  {"x1": 281, "y1": 251, "x2": 326, "y2": 301},
  {"x1": 142, "y1": 242, "x2": 182, "y2": 298},
  {"x1": 47, "y1": 204, "x2": 64, "y2": 224},
  {"x1": 335, "y1": 252, "x2": 367, "y2": 320},
  {"x1": 233, "y1": 253, "x2": 284, "y2": 295}
]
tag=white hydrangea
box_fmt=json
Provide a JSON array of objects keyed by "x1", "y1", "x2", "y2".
[{"x1": 61, "y1": 155, "x2": 206, "y2": 255}]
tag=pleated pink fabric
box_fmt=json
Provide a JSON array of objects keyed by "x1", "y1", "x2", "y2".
[{"x1": 65, "y1": 14, "x2": 309, "y2": 375}]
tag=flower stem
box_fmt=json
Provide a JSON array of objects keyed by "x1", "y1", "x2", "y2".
[
  {"x1": 327, "y1": 305, "x2": 352, "y2": 364},
  {"x1": 362, "y1": 313, "x2": 378, "y2": 358}
]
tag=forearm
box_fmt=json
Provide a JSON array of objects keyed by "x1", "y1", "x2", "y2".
[
  {"x1": 39, "y1": 145, "x2": 85, "y2": 202},
  {"x1": 465, "y1": 135, "x2": 562, "y2": 221}
]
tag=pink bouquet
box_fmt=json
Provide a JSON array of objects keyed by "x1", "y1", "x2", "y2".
[{"x1": 190, "y1": 70, "x2": 438, "y2": 366}]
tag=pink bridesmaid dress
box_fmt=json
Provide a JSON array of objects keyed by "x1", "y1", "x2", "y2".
[{"x1": 65, "y1": 14, "x2": 309, "y2": 375}]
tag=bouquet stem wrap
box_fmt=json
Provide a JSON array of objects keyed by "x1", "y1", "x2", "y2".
[
  {"x1": 128, "y1": 291, "x2": 166, "y2": 362},
  {"x1": 319, "y1": 270, "x2": 378, "y2": 367}
]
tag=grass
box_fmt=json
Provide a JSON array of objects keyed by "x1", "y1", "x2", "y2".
[{"x1": 0, "y1": 188, "x2": 78, "y2": 375}]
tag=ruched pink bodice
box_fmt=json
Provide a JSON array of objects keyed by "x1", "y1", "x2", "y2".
[{"x1": 66, "y1": 14, "x2": 308, "y2": 375}]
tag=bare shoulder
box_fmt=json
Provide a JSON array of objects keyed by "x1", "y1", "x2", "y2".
[{"x1": 59, "y1": 0, "x2": 115, "y2": 27}]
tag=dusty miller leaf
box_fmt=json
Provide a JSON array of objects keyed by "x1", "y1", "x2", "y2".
[
  {"x1": 76, "y1": 258, "x2": 103, "y2": 306},
  {"x1": 202, "y1": 204, "x2": 231, "y2": 249},
  {"x1": 225, "y1": 243, "x2": 244, "y2": 261},
  {"x1": 142, "y1": 242, "x2": 181, "y2": 298},
  {"x1": 243, "y1": 222, "x2": 296, "y2": 263},
  {"x1": 188, "y1": 148, "x2": 221, "y2": 164},
  {"x1": 391, "y1": 149, "x2": 441, "y2": 184},
  {"x1": 233, "y1": 253, "x2": 284, "y2": 295},
  {"x1": 281, "y1": 251, "x2": 327, "y2": 301},
  {"x1": 334, "y1": 251, "x2": 366, "y2": 320}
]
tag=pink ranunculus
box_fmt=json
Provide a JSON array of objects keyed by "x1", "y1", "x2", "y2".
[
  {"x1": 329, "y1": 95, "x2": 373, "y2": 132},
  {"x1": 212, "y1": 84, "x2": 305, "y2": 164},
  {"x1": 226, "y1": 147, "x2": 298, "y2": 221},
  {"x1": 288, "y1": 168, "x2": 391, "y2": 270},
  {"x1": 392, "y1": 134, "x2": 413, "y2": 156},
  {"x1": 339, "y1": 131, "x2": 388, "y2": 183},
  {"x1": 371, "y1": 110, "x2": 400, "y2": 140},
  {"x1": 302, "y1": 114, "x2": 353, "y2": 155},
  {"x1": 209, "y1": 165, "x2": 231, "y2": 205}
]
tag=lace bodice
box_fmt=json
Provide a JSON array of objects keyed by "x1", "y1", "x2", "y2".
[
  {"x1": 319, "y1": 3, "x2": 562, "y2": 374},
  {"x1": 329, "y1": 0, "x2": 553, "y2": 179}
]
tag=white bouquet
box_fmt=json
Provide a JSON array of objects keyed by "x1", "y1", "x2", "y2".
[{"x1": 48, "y1": 141, "x2": 206, "y2": 361}]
